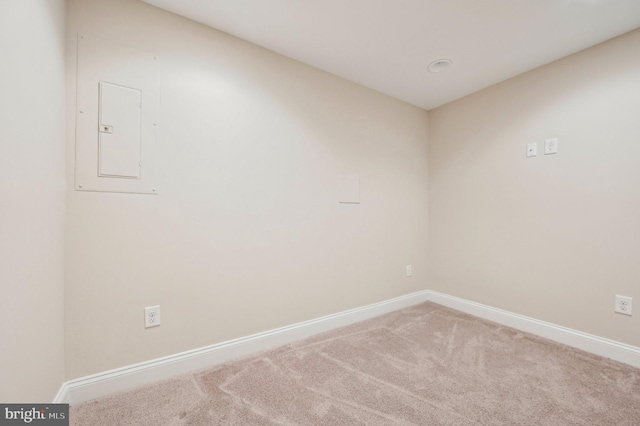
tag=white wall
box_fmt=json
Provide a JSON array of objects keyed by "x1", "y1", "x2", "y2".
[
  {"x1": 0, "y1": 0, "x2": 67, "y2": 402},
  {"x1": 428, "y1": 29, "x2": 640, "y2": 347},
  {"x1": 65, "y1": 0, "x2": 429, "y2": 379}
]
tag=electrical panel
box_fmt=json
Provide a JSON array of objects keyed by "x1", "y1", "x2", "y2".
[{"x1": 75, "y1": 34, "x2": 159, "y2": 194}]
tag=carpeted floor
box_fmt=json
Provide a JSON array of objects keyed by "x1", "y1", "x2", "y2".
[{"x1": 70, "y1": 302, "x2": 640, "y2": 425}]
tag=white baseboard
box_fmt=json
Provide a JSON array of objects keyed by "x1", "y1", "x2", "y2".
[
  {"x1": 427, "y1": 290, "x2": 640, "y2": 369},
  {"x1": 55, "y1": 289, "x2": 640, "y2": 405},
  {"x1": 55, "y1": 290, "x2": 430, "y2": 405}
]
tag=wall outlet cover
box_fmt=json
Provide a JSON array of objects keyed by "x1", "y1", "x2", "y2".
[
  {"x1": 145, "y1": 305, "x2": 161, "y2": 328},
  {"x1": 615, "y1": 295, "x2": 632, "y2": 316}
]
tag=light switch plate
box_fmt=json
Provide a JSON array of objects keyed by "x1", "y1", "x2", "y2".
[
  {"x1": 526, "y1": 143, "x2": 537, "y2": 157},
  {"x1": 544, "y1": 138, "x2": 558, "y2": 155}
]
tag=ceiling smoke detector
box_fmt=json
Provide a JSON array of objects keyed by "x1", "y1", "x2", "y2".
[{"x1": 428, "y1": 59, "x2": 452, "y2": 73}]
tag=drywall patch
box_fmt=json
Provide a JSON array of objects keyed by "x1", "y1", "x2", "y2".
[{"x1": 339, "y1": 176, "x2": 360, "y2": 204}]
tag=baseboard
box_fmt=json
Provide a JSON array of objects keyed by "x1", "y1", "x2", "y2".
[
  {"x1": 427, "y1": 290, "x2": 640, "y2": 369},
  {"x1": 55, "y1": 289, "x2": 640, "y2": 405},
  {"x1": 52, "y1": 382, "x2": 69, "y2": 404},
  {"x1": 55, "y1": 290, "x2": 430, "y2": 405}
]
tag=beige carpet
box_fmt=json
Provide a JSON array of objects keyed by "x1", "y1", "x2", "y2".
[{"x1": 70, "y1": 303, "x2": 640, "y2": 425}]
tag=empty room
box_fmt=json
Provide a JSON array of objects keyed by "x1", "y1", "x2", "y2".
[{"x1": 1, "y1": 0, "x2": 640, "y2": 424}]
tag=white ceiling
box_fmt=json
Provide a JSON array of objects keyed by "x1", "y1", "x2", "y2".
[{"x1": 142, "y1": 0, "x2": 640, "y2": 110}]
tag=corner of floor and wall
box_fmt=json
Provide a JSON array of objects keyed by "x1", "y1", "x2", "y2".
[{"x1": 1, "y1": 0, "x2": 639, "y2": 406}]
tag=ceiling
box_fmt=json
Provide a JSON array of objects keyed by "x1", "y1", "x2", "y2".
[{"x1": 141, "y1": 0, "x2": 640, "y2": 110}]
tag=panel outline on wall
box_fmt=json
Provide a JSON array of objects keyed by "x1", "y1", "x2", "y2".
[
  {"x1": 339, "y1": 176, "x2": 360, "y2": 204},
  {"x1": 75, "y1": 34, "x2": 159, "y2": 194}
]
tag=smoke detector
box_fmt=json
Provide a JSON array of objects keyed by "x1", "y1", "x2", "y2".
[{"x1": 428, "y1": 59, "x2": 452, "y2": 73}]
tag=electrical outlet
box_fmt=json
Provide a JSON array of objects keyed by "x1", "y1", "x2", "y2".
[
  {"x1": 145, "y1": 305, "x2": 161, "y2": 328},
  {"x1": 615, "y1": 295, "x2": 632, "y2": 316},
  {"x1": 406, "y1": 265, "x2": 412, "y2": 277}
]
